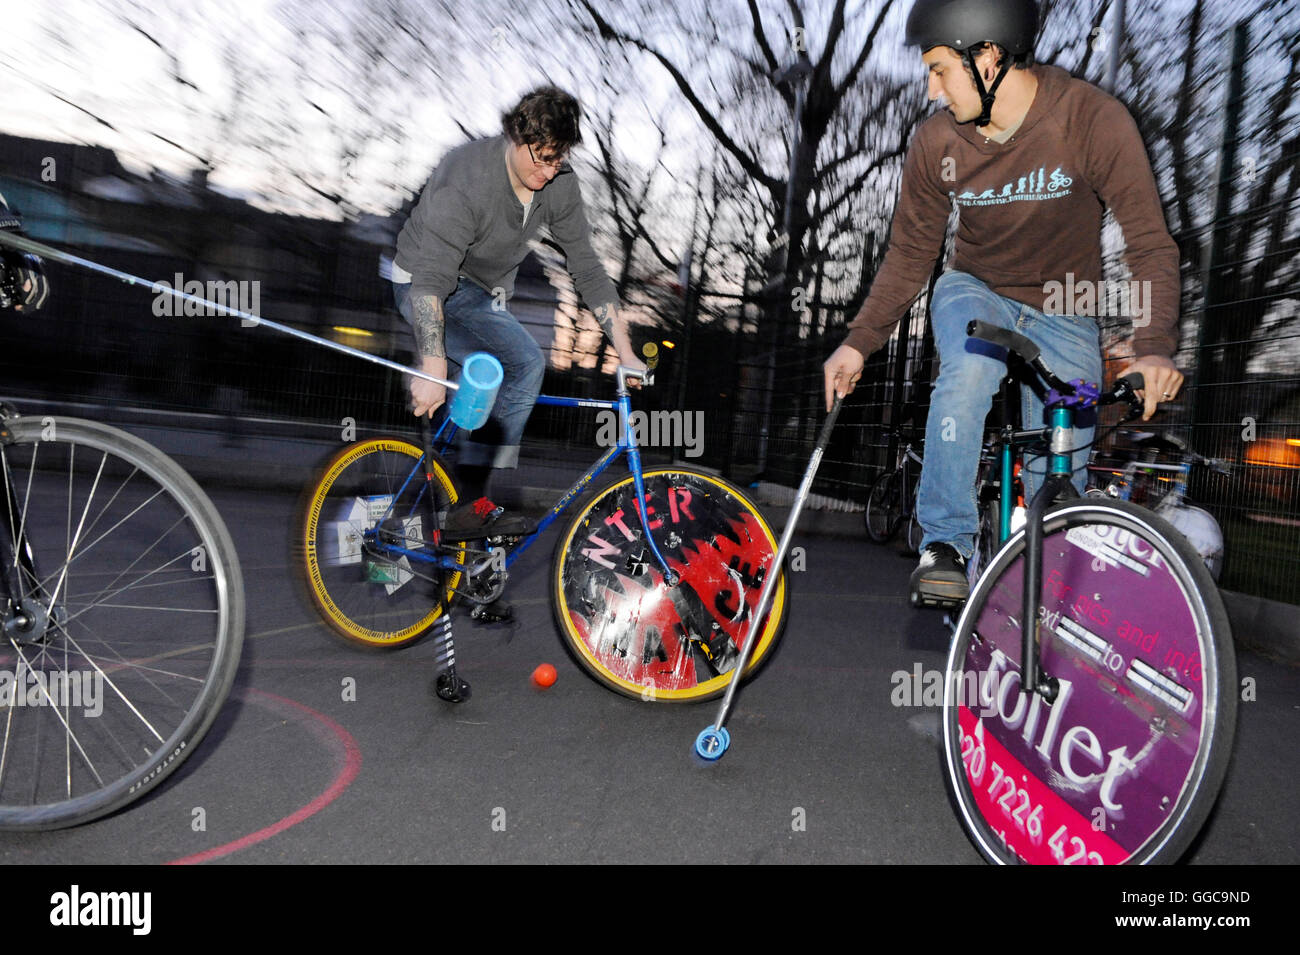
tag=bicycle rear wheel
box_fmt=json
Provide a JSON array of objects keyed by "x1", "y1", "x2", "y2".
[
  {"x1": 864, "y1": 469, "x2": 904, "y2": 543},
  {"x1": 0, "y1": 416, "x2": 244, "y2": 829},
  {"x1": 551, "y1": 467, "x2": 787, "y2": 702},
  {"x1": 942, "y1": 498, "x2": 1236, "y2": 864},
  {"x1": 298, "y1": 437, "x2": 464, "y2": 649}
]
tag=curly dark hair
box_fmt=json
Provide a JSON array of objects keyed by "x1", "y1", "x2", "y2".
[{"x1": 501, "y1": 86, "x2": 583, "y2": 154}]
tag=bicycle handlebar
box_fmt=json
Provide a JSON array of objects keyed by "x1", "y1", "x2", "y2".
[
  {"x1": 617, "y1": 342, "x2": 659, "y2": 392},
  {"x1": 966, "y1": 320, "x2": 1145, "y2": 417}
]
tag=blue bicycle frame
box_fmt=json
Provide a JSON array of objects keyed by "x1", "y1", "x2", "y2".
[{"x1": 363, "y1": 387, "x2": 680, "y2": 585}]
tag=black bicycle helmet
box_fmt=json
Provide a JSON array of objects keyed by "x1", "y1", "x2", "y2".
[{"x1": 905, "y1": 0, "x2": 1039, "y2": 127}]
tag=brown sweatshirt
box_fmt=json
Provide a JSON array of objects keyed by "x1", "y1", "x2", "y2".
[{"x1": 843, "y1": 64, "x2": 1180, "y2": 360}]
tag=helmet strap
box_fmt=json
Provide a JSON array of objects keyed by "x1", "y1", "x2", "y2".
[{"x1": 961, "y1": 47, "x2": 1013, "y2": 128}]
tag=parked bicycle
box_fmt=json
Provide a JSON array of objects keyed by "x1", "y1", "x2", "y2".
[
  {"x1": 296, "y1": 346, "x2": 789, "y2": 704},
  {"x1": 1087, "y1": 432, "x2": 1229, "y2": 581},
  {"x1": 942, "y1": 322, "x2": 1237, "y2": 864},
  {"x1": 864, "y1": 428, "x2": 924, "y2": 554}
]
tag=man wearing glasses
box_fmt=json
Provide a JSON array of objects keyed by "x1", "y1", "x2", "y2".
[{"x1": 391, "y1": 86, "x2": 641, "y2": 558}]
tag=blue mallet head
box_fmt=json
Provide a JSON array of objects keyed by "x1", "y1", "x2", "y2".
[{"x1": 447, "y1": 352, "x2": 503, "y2": 430}]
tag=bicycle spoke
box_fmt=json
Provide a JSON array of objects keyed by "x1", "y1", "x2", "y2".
[
  {"x1": 3, "y1": 641, "x2": 106, "y2": 792},
  {"x1": 35, "y1": 482, "x2": 171, "y2": 598},
  {"x1": 51, "y1": 547, "x2": 210, "y2": 630}
]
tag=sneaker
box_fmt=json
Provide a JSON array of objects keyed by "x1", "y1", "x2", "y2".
[
  {"x1": 909, "y1": 543, "x2": 969, "y2": 607},
  {"x1": 440, "y1": 497, "x2": 535, "y2": 540}
]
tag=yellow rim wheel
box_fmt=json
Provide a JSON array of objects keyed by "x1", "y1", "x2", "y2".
[{"x1": 301, "y1": 438, "x2": 464, "y2": 648}]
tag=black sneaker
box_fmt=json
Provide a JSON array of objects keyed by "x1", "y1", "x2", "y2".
[
  {"x1": 440, "y1": 497, "x2": 535, "y2": 540},
  {"x1": 909, "y1": 543, "x2": 969, "y2": 608}
]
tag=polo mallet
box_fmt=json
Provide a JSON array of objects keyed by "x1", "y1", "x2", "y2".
[
  {"x1": 694, "y1": 393, "x2": 843, "y2": 760},
  {"x1": 0, "y1": 230, "x2": 503, "y2": 428}
]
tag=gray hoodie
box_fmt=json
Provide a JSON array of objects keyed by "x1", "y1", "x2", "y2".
[{"x1": 393, "y1": 135, "x2": 619, "y2": 312}]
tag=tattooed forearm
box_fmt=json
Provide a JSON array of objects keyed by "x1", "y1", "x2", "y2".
[
  {"x1": 593, "y1": 302, "x2": 615, "y2": 339},
  {"x1": 412, "y1": 295, "x2": 446, "y2": 359}
]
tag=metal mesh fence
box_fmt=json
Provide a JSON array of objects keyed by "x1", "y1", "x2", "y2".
[
  {"x1": 724, "y1": 10, "x2": 1300, "y2": 606},
  {"x1": 0, "y1": 4, "x2": 1295, "y2": 604}
]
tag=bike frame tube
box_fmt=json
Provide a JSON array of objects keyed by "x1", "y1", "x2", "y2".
[
  {"x1": 1048, "y1": 406, "x2": 1073, "y2": 476},
  {"x1": 374, "y1": 390, "x2": 677, "y2": 577},
  {"x1": 504, "y1": 441, "x2": 623, "y2": 564},
  {"x1": 999, "y1": 429, "x2": 1014, "y2": 545}
]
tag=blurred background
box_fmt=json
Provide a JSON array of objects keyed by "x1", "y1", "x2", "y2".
[{"x1": 1, "y1": 0, "x2": 1297, "y2": 604}]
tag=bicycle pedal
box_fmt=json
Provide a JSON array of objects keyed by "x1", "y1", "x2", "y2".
[
  {"x1": 470, "y1": 598, "x2": 513, "y2": 624},
  {"x1": 433, "y1": 672, "x2": 472, "y2": 703},
  {"x1": 910, "y1": 591, "x2": 966, "y2": 611}
]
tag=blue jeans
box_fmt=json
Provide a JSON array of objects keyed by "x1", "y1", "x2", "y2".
[
  {"x1": 393, "y1": 278, "x2": 544, "y2": 469},
  {"x1": 918, "y1": 271, "x2": 1102, "y2": 557}
]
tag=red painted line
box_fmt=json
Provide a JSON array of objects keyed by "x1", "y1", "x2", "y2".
[{"x1": 165, "y1": 688, "x2": 362, "y2": 865}]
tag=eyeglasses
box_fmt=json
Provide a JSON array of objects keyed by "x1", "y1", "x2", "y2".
[{"x1": 527, "y1": 143, "x2": 567, "y2": 170}]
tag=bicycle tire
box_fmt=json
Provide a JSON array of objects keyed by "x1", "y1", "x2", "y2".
[
  {"x1": 0, "y1": 416, "x2": 244, "y2": 830},
  {"x1": 298, "y1": 437, "x2": 464, "y2": 649},
  {"x1": 967, "y1": 496, "x2": 1000, "y2": 588},
  {"x1": 550, "y1": 467, "x2": 788, "y2": 703},
  {"x1": 864, "y1": 469, "x2": 904, "y2": 543},
  {"x1": 903, "y1": 485, "x2": 925, "y2": 555},
  {"x1": 942, "y1": 498, "x2": 1237, "y2": 864}
]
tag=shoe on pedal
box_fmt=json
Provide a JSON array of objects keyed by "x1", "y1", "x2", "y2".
[
  {"x1": 441, "y1": 497, "x2": 535, "y2": 539},
  {"x1": 909, "y1": 543, "x2": 969, "y2": 608}
]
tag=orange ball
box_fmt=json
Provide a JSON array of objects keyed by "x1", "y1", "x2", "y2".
[{"x1": 532, "y1": 663, "x2": 558, "y2": 688}]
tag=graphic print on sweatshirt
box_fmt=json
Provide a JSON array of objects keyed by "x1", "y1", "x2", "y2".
[{"x1": 952, "y1": 166, "x2": 1075, "y2": 208}]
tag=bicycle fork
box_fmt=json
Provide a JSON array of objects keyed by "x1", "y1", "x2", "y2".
[
  {"x1": 0, "y1": 418, "x2": 61, "y2": 645},
  {"x1": 1020, "y1": 406, "x2": 1077, "y2": 704}
]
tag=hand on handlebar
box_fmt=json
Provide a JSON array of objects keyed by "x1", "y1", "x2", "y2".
[
  {"x1": 1120, "y1": 355, "x2": 1184, "y2": 422},
  {"x1": 617, "y1": 346, "x2": 647, "y2": 389}
]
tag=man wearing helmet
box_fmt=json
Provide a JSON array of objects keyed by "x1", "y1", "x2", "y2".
[{"x1": 823, "y1": 0, "x2": 1184, "y2": 605}]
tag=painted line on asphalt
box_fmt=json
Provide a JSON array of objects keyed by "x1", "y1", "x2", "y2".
[{"x1": 165, "y1": 687, "x2": 362, "y2": 865}]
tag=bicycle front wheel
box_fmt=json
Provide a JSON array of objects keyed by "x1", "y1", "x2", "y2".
[
  {"x1": 551, "y1": 467, "x2": 788, "y2": 703},
  {"x1": 942, "y1": 498, "x2": 1236, "y2": 864},
  {"x1": 0, "y1": 416, "x2": 244, "y2": 830},
  {"x1": 864, "y1": 469, "x2": 904, "y2": 543},
  {"x1": 298, "y1": 437, "x2": 463, "y2": 649}
]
